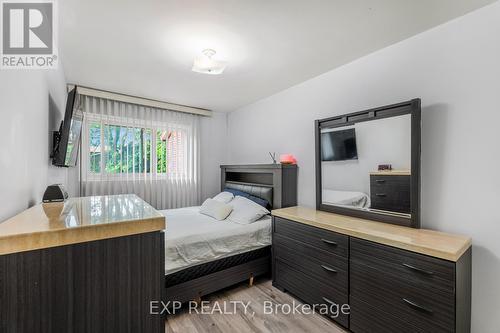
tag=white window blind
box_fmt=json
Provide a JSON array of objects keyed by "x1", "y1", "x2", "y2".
[{"x1": 79, "y1": 95, "x2": 201, "y2": 210}]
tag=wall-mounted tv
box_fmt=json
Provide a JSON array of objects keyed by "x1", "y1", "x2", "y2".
[
  {"x1": 52, "y1": 87, "x2": 82, "y2": 167},
  {"x1": 321, "y1": 128, "x2": 358, "y2": 161}
]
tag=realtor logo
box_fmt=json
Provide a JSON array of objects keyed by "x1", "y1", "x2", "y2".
[{"x1": 1, "y1": 0, "x2": 57, "y2": 69}]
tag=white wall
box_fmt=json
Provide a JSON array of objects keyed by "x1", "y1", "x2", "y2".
[
  {"x1": 0, "y1": 66, "x2": 68, "y2": 222},
  {"x1": 322, "y1": 115, "x2": 411, "y2": 194},
  {"x1": 227, "y1": 2, "x2": 500, "y2": 332},
  {"x1": 200, "y1": 111, "x2": 229, "y2": 200}
]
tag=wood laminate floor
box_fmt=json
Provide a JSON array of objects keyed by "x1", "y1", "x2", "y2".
[{"x1": 165, "y1": 278, "x2": 347, "y2": 333}]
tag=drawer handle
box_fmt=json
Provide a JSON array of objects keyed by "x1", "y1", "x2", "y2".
[
  {"x1": 375, "y1": 193, "x2": 387, "y2": 197},
  {"x1": 402, "y1": 263, "x2": 434, "y2": 276},
  {"x1": 402, "y1": 298, "x2": 433, "y2": 314},
  {"x1": 321, "y1": 265, "x2": 338, "y2": 273},
  {"x1": 321, "y1": 239, "x2": 338, "y2": 246},
  {"x1": 322, "y1": 297, "x2": 337, "y2": 306},
  {"x1": 375, "y1": 179, "x2": 386, "y2": 183}
]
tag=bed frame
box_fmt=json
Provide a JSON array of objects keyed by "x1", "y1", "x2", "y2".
[{"x1": 165, "y1": 164, "x2": 297, "y2": 304}]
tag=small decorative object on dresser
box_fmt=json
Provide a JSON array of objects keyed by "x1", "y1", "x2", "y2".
[
  {"x1": 271, "y1": 207, "x2": 472, "y2": 333},
  {"x1": 42, "y1": 184, "x2": 69, "y2": 218},
  {"x1": 378, "y1": 164, "x2": 392, "y2": 171},
  {"x1": 269, "y1": 152, "x2": 277, "y2": 164},
  {"x1": 280, "y1": 154, "x2": 297, "y2": 164},
  {"x1": 42, "y1": 184, "x2": 69, "y2": 203}
]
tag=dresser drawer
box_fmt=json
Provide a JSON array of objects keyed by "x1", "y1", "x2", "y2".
[
  {"x1": 370, "y1": 192, "x2": 410, "y2": 213},
  {"x1": 351, "y1": 260, "x2": 454, "y2": 332},
  {"x1": 370, "y1": 175, "x2": 410, "y2": 213},
  {"x1": 273, "y1": 234, "x2": 348, "y2": 295},
  {"x1": 273, "y1": 217, "x2": 348, "y2": 258},
  {"x1": 274, "y1": 259, "x2": 349, "y2": 327},
  {"x1": 350, "y1": 296, "x2": 436, "y2": 333},
  {"x1": 351, "y1": 238, "x2": 455, "y2": 292},
  {"x1": 370, "y1": 174, "x2": 410, "y2": 187}
]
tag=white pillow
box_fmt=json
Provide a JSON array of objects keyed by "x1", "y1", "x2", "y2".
[
  {"x1": 212, "y1": 191, "x2": 234, "y2": 204},
  {"x1": 199, "y1": 198, "x2": 233, "y2": 220},
  {"x1": 228, "y1": 196, "x2": 270, "y2": 224}
]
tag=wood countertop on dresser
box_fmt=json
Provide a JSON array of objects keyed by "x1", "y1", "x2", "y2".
[
  {"x1": 272, "y1": 206, "x2": 471, "y2": 262},
  {"x1": 0, "y1": 194, "x2": 166, "y2": 255},
  {"x1": 370, "y1": 170, "x2": 411, "y2": 176}
]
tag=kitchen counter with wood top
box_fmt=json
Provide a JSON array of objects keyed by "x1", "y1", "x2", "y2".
[
  {"x1": 0, "y1": 194, "x2": 166, "y2": 255},
  {"x1": 272, "y1": 206, "x2": 471, "y2": 261}
]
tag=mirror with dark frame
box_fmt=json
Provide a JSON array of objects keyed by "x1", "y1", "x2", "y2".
[{"x1": 315, "y1": 99, "x2": 421, "y2": 228}]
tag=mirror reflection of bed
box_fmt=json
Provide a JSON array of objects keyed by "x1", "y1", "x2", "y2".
[{"x1": 321, "y1": 114, "x2": 411, "y2": 217}]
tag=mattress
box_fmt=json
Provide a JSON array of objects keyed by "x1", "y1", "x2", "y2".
[
  {"x1": 165, "y1": 247, "x2": 270, "y2": 287},
  {"x1": 322, "y1": 189, "x2": 371, "y2": 208},
  {"x1": 160, "y1": 206, "x2": 272, "y2": 275}
]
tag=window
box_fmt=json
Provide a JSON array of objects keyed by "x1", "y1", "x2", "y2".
[
  {"x1": 86, "y1": 119, "x2": 188, "y2": 178},
  {"x1": 157, "y1": 129, "x2": 186, "y2": 175}
]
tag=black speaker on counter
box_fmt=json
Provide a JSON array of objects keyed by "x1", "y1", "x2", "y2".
[{"x1": 42, "y1": 184, "x2": 69, "y2": 203}]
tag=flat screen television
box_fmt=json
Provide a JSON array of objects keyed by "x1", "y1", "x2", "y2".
[
  {"x1": 321, "y1": 128, "x2": 358, "y2": 161},
  {"x1": 52, "y1": 87, "x2": 82, "y2": 167}
]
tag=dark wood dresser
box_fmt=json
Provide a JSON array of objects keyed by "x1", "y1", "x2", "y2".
[
  {"x1": 272, "y1": 207, "x2": 472, "y2": 333},
  {"x1": 370, "y1": 170, "x2": 411, "y2": 214},
  {"x1": 0, "y1": 194, "x2": 166, "y2": 333}
]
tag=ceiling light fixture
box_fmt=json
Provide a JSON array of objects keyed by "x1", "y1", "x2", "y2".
[{"x1": 192, "y1": 49, "x2": 226, "y2": 75}]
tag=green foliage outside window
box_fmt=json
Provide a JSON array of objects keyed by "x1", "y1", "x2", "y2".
[
  {"x1": 89, "y1": 123, "x2": 170, "y2": 175},
  {"x1": 89, "y1": 123, "x2": 101, "y2": 173},
  {"x1": 157, "y1": 130, "x2": 167, "y2": 173}
]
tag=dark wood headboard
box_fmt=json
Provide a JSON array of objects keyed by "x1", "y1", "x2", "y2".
[{"x1": 220, "y1": 164, "x2": 298, "y2": 209}]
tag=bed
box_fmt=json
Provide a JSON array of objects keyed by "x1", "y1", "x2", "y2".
[
  {"x1": 164, "y1": 164, "x2": 297, "y2": 304},
  {"x1": 162, "y1": 206, "x2": 272, "y2": 275},
  {"x1": 322, "y1": 188, "x2": 371, "y2": 209}
]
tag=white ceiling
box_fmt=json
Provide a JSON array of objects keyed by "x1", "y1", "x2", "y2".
[{"x1": 60, "y1": 0, "x2": 494, "y2": 112}]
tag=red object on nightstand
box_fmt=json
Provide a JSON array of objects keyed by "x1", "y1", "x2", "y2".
[{"x1": 280, "y1": 154, "x2": 297, "y2": 164}]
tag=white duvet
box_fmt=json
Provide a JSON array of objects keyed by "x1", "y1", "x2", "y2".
[
  {"x1": 160, "y1": 206, "x2": 271, "y2": 274},
  {"x1": 322, "y1": 189, "x2": 371, "y2": 209}
]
